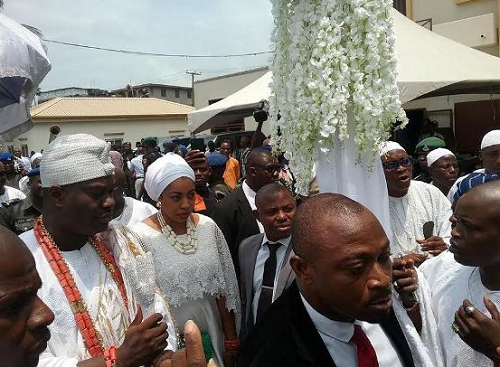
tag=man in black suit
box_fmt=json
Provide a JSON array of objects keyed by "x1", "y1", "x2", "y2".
[
  {"x1": 238, "y1": 193, "x2": 425, "y2": 367},
  {"x1": 238, "y1": 182, "x2": 297, "y2": 340},
  {"x1": 212, "y1": 148, "x2": 280, "y2": 273}
]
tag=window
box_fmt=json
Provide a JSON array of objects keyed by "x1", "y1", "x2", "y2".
[
  {"x1": 175, "y1": 89, "x2": 180, "y2": 98},
  {"x1": 187, "y1": 90, "x2": 192, "y2": 99},
  {"x1": 161, "y1": 88, "x2": 166, "y2": 97},
  {"x1": 393, "y1": 0, "x2": 406, "y2": 15}
]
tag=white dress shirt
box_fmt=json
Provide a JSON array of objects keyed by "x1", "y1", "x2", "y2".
[
  {"x1": 300, "y1": 294, "x2": 403, "y2": 367},
  {"x1": 241, "y1": 180, "x2": 264, "y2": 233},
  {"x1": 130, "y1": 155, "x2": 144, "y2": 178},
  {"x1": 252, "y1": 235, "x2": 291, "y2": 323},
  {"x1": 0, "y1": 185, "x2": 26, "y2": 206}
]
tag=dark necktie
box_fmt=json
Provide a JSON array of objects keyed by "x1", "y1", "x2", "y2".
[
  {"x1": 256, "y1": 242, "x2": 281, "y2": 321},
  {"x1": 350, "y1": 325, "x2": 379, "y2": 367}
]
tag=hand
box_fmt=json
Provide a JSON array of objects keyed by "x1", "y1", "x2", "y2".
[
  {"x1": 223, "y1": 350, "x2": 236, "y2": 367},
  {"x1": 400, "y1": 253, "x2": 428, "y2": 267},
  {"x1": 158, "y1": 320, "x2": 216, "y2": 367},
  {"x1": 417, "y1": 236, "x2": 447, "y2": 256},
  {"x1": 454, "y1": 297, "x2": 500, "y2": 363},
  {"x1": 392, "y1": 258, "x2": 419, "y2": 308},
  {"x1": 117, "y1": 306, "x2": 170, "y2": 367},
  {"x1": 184, "y1": 150, "x2": 206, "y2": 168}
]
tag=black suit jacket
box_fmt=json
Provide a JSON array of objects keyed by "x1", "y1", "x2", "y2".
[
  {"x1": 212, "y1": 186, "x2": 260, "y2": 275},
  {"x1": 237, "y1": 282, "x2": 416, "y2": 367}
]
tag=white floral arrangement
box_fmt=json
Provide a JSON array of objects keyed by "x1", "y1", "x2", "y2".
[{"x1": 269, "y1": 0, "x2": 408, "y2": 194}]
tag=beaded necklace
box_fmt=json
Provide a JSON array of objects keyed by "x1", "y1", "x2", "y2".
[
  {"x1": 157, "y1": 211, "x2": 198, "y2": 255},
  {"x1": 34, "y1": 217, "x2": 129, "y2": 357}
]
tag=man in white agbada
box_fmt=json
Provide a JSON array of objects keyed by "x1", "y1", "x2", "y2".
[
  {"x1": 425, "y1": 180, "x2": 500, "y2": 367},
  {"x1": 426, "y1": 148, "x2": 459, "y2": 196},
  {"x1": 448, "y1": 130, "x2": 500, "y2": 201},
  {"x1": 110, "y1": 167, "x2": 156, "y2": 227},
  {"x1": 19, "y1": 133, "x2": 177, "y2": 367},
  {"x1": 380, "y1": 142, "x2": 452, "y2": 265}
]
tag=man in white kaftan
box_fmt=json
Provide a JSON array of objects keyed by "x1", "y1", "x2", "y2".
[
  {"x1": 380, "y1": 142, "x2": 451, "y2": 263},
  {"x1": 447, "y1": 130, "x2": 500, "y2": 202},
  {"x1": 111, "y1": 167, "x2": 156, "y2": 227},
  {"x1": 425, "y1": 180, "x2": 500, "y2": 367},
  {"x1": 21, "y1": 134, "x2": 177, "y2": 367}
]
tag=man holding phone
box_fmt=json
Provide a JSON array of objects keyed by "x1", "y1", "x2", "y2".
[{"x1": 380, "y1": 142, "x2": 452, "y2": 266}]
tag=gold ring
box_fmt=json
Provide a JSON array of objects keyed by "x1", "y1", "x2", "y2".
[{"x1": 451, "y1": 322, "x2": 460, "y2": 334}]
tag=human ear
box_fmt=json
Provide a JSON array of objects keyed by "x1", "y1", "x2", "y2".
[
  {"x1": 290, "y1": 255, "x2": 314, "y2": 285},
  {"x1": 48, "y1": 186, "x2": 65, "y2": 208}
]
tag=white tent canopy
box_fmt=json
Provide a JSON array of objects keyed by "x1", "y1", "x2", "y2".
[{"x1": 189, "y1": 9, "x2": 500, "y2": 134}]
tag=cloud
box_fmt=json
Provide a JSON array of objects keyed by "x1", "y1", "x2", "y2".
[{"x1": 2, "y1": 0, "x2": 273, "y2": 90}]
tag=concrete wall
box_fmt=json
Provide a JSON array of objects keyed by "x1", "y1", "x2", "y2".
[
  {"x1": 5, "y1": 118, "x2": 189, "y2": 153},
  {"x1": 194, "y1": 67, "x2": 270, "y2": 135},
  {"x1": 412, "y1": 0, "x2": 497, "y2": 24},
  {"x1": 147, "y1": 86, "x2": 193, "y2": 106}
]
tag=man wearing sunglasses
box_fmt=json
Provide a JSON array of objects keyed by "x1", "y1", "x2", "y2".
[
  {"x1": 380, "y1": 142, "x2": 452, "y2": 266},
  {"x1": 212, "y1": 148, "x2": 280, "y2": 276}
]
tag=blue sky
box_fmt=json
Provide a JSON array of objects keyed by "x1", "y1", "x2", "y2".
[{"x1": 3, "y1": 0, "x2": 274, "y2": 90}]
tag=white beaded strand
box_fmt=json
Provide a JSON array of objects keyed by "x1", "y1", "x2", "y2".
[{"x1": 157, "y1": 211, "x2": 198, "y2": 255}]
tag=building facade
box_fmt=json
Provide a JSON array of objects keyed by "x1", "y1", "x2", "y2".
[
  {"x1": 112, "y1": 83, "x2": 193, "y2": 106},
  {"x1": 399, "y1": 0, "x2": 500, "y2": 154},
  {"x1": 5, "y1": 97, "x2": 193, "y2": 154}
]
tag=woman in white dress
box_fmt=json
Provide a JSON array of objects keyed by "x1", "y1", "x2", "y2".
[{"x1": 130, "y1": 153, "x2": 240, "y2": 367}]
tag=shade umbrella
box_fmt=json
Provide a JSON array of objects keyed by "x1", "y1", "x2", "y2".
[{"x1": 0, "y1": 14, "x2": 51, "y2": 141}]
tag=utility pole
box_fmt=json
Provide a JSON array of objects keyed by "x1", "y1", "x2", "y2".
[{"x1": 186, "y1": 70, "x2": 201, "y2": 107}]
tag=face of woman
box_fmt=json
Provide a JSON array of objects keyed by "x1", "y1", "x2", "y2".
[{"x1": 159, "y1": 177, "x2": 196, "y2": 225}]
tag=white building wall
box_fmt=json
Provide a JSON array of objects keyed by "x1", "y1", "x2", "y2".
[
  {"x1": 193, "y1": 67, "x2": 270, "y2": 135},
  {"x1": 7, "y1": 118, "x2": 189, "y2": 153}
]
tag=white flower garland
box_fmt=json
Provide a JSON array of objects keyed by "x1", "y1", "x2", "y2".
[{"x1": 270, "y1": 0, "x2": 408, "y2": 193}]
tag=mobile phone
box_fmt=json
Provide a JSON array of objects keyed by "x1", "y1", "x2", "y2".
[
  {"x1": 423, "y1": 221, "x2": 435, "y2": 239},
  {"x1": 191, "y1": 138, "x2": 205, "y2": 151}
]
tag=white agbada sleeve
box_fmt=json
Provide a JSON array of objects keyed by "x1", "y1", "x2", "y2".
[
  {"x1": 98, "y1": 226, "x2": 178, "y2": 351},
  {"x1": 392, "y1": 269, "x2": 445, "y2": 367}
]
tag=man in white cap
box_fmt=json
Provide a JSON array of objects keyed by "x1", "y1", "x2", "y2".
[
  {"x1": 448, "y1": 129, "x2": 500, "y2": 201},
  {"x1": 19, "y1": 134, "x2": 177, "y2": 367},
  {"x1": 380, "y1": 141, "x2": 452, "y2": 265},
  {"x1": 426, "y1": 148, "x2": 459, "y2": 196}
]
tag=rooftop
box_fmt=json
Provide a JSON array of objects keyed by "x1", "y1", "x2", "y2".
[{"x1": 31, "y1": 97, "x2": 194, "y2": 121}]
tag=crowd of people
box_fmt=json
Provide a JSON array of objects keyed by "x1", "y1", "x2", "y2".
[{"x1": 1, "y1": 125, "x2": 500, "y2": 367}]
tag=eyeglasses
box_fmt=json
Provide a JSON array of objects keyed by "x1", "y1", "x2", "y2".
[
  {"x1": 382, "y1": 157, "x2": 413, "y2": 171},
  {"x1": 253, "y1": 164, "x2": 282, "y2": 173}
]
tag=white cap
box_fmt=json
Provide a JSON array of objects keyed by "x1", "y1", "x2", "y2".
[
  {"x1": 481, "y1": 130, "x2": 500, "y2": 150},
  {"x1": 426, "y1": 148, "x2": 455, "y2": 167},
  {"x1": 30, "y1": 152, "x2": 42, "y2": 164},
  {"x1": 144, "y1": 153, "x2": 195, "y2": 201},
  {"x1": 41, "y1": 134, "x2": 115, "y2": 188},
  {"x1": 379, "y1": 141, "x2": 406, "y2": 156}
]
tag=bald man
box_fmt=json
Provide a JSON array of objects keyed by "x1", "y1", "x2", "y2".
[
  {"x1": 110, "y1": 167, "x2": 156, "y2": 227},
  {"x1": 0, "y1": 226, "x2": 54, "y2": 367},
  {"x1": 238, "y1": 182, "x2": 297, "y2": 340},
  {"x1": 426, "y1": 180, "x2": 500, "y2": 367},
  {"x1": 238, "y1": 194, "x2": 442, "y2": 367}
]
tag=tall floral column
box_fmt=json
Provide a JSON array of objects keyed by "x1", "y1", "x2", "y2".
[{"x1": 269, "y1": 0, "x2": 407, "y2": 233}]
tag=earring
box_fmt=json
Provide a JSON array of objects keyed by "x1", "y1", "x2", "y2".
[{"x1": 156, "y1": 201, "x2": 162, "y2": 208}]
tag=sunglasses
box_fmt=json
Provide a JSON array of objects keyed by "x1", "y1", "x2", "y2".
[
  {"x1": 253, "y1": 164, "x2": 282, "y2": 173},
  {"x1": 382, "y1": 157, "x2": 413, "y2": 171}
]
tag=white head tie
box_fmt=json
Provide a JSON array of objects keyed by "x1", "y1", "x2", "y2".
[
  {"x1": 379, "y1": 141, "x2": 406, "y2": 156},
  {"x1": 145, "y1": 153, "x2": 195, "y2": 201},
  {"x1": 41, "y1": 134, "x2": 114, "y2": 188},
  {"x1": 426, "y1": 148, "x2": 455, "y2": 167},
  {"x1": 481, "y1": 130, "x2": 500, "y2": 150}
]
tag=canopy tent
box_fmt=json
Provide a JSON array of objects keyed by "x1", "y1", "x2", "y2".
[{"x1": 188, "y1": 9, "x2": 500, "y2": 134}]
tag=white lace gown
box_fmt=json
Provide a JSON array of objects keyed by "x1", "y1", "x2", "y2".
[{"x1": 131, "y1": 214, "x2": 240, "y2": 367}]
